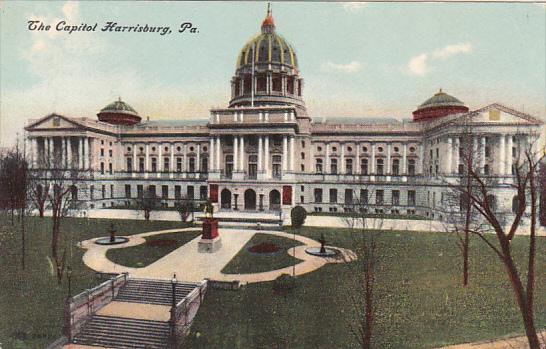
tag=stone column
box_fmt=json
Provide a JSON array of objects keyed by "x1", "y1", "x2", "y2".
[
  {"x1": 498, "y1": 134, "x2": 505, "y2": 175},
  {"x1": 233, "y1": 136, "x2": 239, "y2": 171},
  {"x1": 325, "y1": 143, "x2": 330, "y2": 173},
  {"x1": 340, "y1": 143, "x2": 346, "y2": 174},
  {"x1": 480, "y1": 136, "x2": 486, "y2": 174},
  {"x1": 506, "y1": 135, "x2": 513, "y2": 175},
  {"x1": 170, "y1": 144, "x2": 175, "y2": 173},
  {"x1": 183, "y1": 144, "x2": 187, "y2": 173},
  {"x1": 258, "y1": 136, "x2": 263, "y2": 172},
  {"x1": 419, "y1": 142, "x2": 424, "y2": 174},
  {"x1": 216, "y1": 137, "x2": 221, "y2": 171},
  {"x1": 83, "y1": 137, "x2": 89, "y2": 170},
  {"x1": 61, "y1": 137, "x2": 66, "y2": 168},
  {"x1": 454, "y1": 137, "x2": 460, "y2": 173},
  {"x1": 133, "y1": 144, "x2": 137, "y2": 173},
  {"x1": 289, "y1": 136, "x2": 295, "y2": 172},
  {"x1": 66, "y1": 137, "x2": 72, "y2": 169},
  {"x1": 78, "y1": 137, "x2": 83, "y2": 169},
  {"x1": 264, "y1": 136, "x2": 270, "y2": 177},
  {"x1": 158, "y1": 144, "x2": 163, "y2": 173},
  {"x1": 356, "y1": 144, "x2": 360, "y2": 174},
  {"x1": 282, "y1": 135, "x2": 288, "y2": 172},
  {"x1": 403, "y1": 143, "x2": 408, "y2": 175},
  {"x1": 196, "y1": 144, "x2": 201, "y2": 173},
  {"x1": 209, "y1": 138, "x2": 215, "y2": 171},
  {"x1": 145, "y1": 143, "x2": 150, "y2": 172},
  {"x1": 49, "y1": 137, "x2": 54, "y2": 163},
  {"x1": 371, "y1": 143, "x2": 376, "y2": 174},
  {"x1": 386, "y1": 143, "x2": 391, "y2": 174},
  {"x1": 446, "y1": 137, "x2": 452, "y2": 174},
  {"x1": 239, "y1": 136, "x2": 244, "y2": 172},
  {"x1": 31, "y1": 138, "x2": 37, "y2": 168}
]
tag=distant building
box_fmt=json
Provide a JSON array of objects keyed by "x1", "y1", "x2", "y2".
[{"x1": 24, "y1": 8, "x2": 544, "y2": 221}]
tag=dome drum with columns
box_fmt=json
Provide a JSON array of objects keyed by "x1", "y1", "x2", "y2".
[{"x1": 229, "y1": 6, "x2": 305, "y2": 110}]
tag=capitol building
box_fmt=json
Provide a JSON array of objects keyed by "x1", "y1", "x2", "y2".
[{"x1": 24, "y1": 9, "x2": 544, "y2": 221}]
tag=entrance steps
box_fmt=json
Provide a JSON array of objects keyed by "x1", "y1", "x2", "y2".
[{"x1": 115, "y1": 278, "x2": 199, "y2": 306}]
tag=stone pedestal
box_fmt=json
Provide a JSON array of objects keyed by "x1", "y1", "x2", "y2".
[{"x1": 198, "y1": 218, "x2": 221, "y2": 253}]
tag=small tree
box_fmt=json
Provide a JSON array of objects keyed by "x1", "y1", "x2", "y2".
[
  {"x1": 175, "y1": 195, "x2": 196, "y2": 222},
  {"x1": 136, "y1": 186, "x2": 159, "y2": 221}
]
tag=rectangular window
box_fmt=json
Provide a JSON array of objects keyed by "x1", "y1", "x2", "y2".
[
  {"x1": 376, "y1": 190, "x2": 384, "y2": 205},
  {"x1": 345, "y1": 159, "x2": 353, "y2": 174},
  {"x1": 329, "y1": 188, "x2": 338, "y2": 203},
  {"x1": 344, "y1": 189, "x2": 353, "y2": 205},
  {"x1": 175, "y1": 185, "x2": 181, "y2": 199},
  {"x1": 315, "y1": 159, "x2": 323, "y2": 174},
  {"x1": 126, "y1": 158, "x2": 132, "y2": 172},
  {"x1": 187, "y1": 186, "x2": 194, "y2": 200},
  {"x1": 100, "y1": 162, "x2": 105, "y2": 175},
  {"x1": 110, "y1": 184, "x2": 114, "y2": 198},
  {"x1": 101, "y1": 185, "x2": 106, "y2": 199},
  {"x1": 177, "y1": 157, "x2": 182, "y2": 172},
  {"x1": 330, "y1": 159, "x2": 338, "y2": 174},
  {"x1": 137, "y1": 185, "x2": 144, "y2": 198},
  {"x1": 139, "y1": 158, "x2": 145, "y2": 172},
  {"x1": 200, "y1": 186, "x2": 208, "y2": 200},
  {"x1": 109, "y1": 163, "x2": 113, "y2": 174},
  {"x1": 392, "y1": 190, "x2": 400, "y2": 205},
  {"x1": 162, "y1": 185, "x2": 169, "y2": 199},
  {"x1": 149, "y1": 185, "x2": 156, "y2": 197},
  {"x1": 164, "y1": 157, "x2": 170, "y2": 172},
  {"x1": 125, "y1": 185, "x2": 131, "y2": 198},
  {"x1": 314, "y1": 188, "x2": 323, "y2": 203},
  {"x1": 109, "y1": 149, "x2": 113, "y2": 157},
  {"x1": 376, "y1": 159, "x2": 384, "y2": 175},
  {"x1": 90, "y1": 185, "x2": 94, "y2": 200},
  {"x1": 392, "y1": 159, "x2": 400, "y2": 176},
  {"x1": 360, "y1": 189, "x2": 368, "y2": 204},
  {"x1": 151, "y1": 158, "x2": 157, "y2": 172},
  {"x1": 361, "y1": 159, "x2": 368, "y2": 175}
]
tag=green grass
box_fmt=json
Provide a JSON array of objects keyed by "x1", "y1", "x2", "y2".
[
  {"x1": 0, "y1": 215, "x2": 187, "y2": 349},
  {"x1": 106, "y1": 230, "x2": 201, "y2": 268},
  {"x1": 221, "y1": 233, "x2": 302, "y2": 274},
  {"x1": 185, "y1": 226, "x2": 546, "y2": 349}
]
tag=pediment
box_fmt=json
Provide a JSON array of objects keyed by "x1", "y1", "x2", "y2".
[
  {"x1": 26, "y1": 114, "x2": 85, "y2": 131},
  {"x1": 470, "y1": 104, "x2": 544, "y2": 125}
]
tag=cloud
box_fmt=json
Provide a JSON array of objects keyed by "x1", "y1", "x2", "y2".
[
  {"x1": 321, "y1": 61, "x2": 363, "y2": 74},
  {"x1": 432, "y1": 43, "x2": 473, "y2": 59},
  {"x1": 407, "y1": 54, "x2": 428, "y2": 76},
  {"x1": 405, "y1": 42, "x2": 472, "y2": 76},
  {"x1": 341, "y1": 2, "x2": 368, "y2": 13}
]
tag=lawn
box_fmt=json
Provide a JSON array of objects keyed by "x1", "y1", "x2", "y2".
[
  {"x1": 0, "y1": 215, "x2": 188, "y2": 349},
  {"x1": 185, "y1": 227, "x2": 546, "y2": 349},
  {"x1": 106, "y1": 230, "x2": 201, "y2": 268},
  {"x1": 221, "y1": 233, "x2": 302, "y2": 274}
]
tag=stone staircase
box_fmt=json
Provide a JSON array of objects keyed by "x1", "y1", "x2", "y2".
[
  {"x1": 68, "y1": 278, "x2": 204, "y2": 348},
  {"x1": 196, "y1": 211, "x2": 284, "y2": 229},
  {"x1": 72, "y1": 315, "x2": 170, "y2": 349},
  {"x1": 115, "y1": 278, "x2": 199, "y2": 306}
]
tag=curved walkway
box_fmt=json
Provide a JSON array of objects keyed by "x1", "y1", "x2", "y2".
[{"x1": 80, "y1": 228, "x2": 356, "y2": 284}]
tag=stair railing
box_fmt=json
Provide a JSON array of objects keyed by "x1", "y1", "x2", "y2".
[
  {"x1": 169, "y1": 279, "x2": 208, "y2": 347},
  {"x1": 63, "y1": 272, "x2": 129, "y2": 341}
]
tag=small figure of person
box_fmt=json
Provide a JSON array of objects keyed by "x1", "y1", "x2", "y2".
[
  {"x1": 109, "y1": 223, "x2": 117, "y2": 243},
  {"x1": 318, "y1": 233, "x2": 326, "y2": 254}
]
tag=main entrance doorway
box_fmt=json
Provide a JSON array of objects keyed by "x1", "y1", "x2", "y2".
[
  {"x1": 269, "y1": 190, "x2": 281, "y2": 211},
  {"x1": 244, "y1": 189, "x2": 257, "y2": 210},
  {"x1": 221, "y1": 189, "x2": 231, "y2": 209}
]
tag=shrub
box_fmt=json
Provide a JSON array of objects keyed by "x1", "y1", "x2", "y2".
[
  {"x1": 290, "y1": 206, "x2": 307, "y2": 228},
  {"x1": 272, "y1": 273, "x2": 296, "y2": 294}
]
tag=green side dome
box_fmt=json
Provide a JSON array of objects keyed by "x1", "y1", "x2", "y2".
[
  {"x1": 100, "y1": 98, "x2": 139, "y2": 115},
  {"x1": 417, "y1": 89, "x2": 465, "y2": 110}
]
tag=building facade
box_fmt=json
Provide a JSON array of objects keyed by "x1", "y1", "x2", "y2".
[{"x1": 24, "y1": 9, "x2": 544, "y2": 221}]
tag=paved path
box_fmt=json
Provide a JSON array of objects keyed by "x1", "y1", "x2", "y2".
[
  {"x1": 80, "y1": 228, "x2": 355, "y2": 283},
  {"x1": 437, "y1": 331, "x2": 546, "y2": 349}
]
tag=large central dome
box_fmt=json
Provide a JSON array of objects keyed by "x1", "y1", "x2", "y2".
[{"x1": 229, "y1": 5, "x2": 305, "y2": 110}]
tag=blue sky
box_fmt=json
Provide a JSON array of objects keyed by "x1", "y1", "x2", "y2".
[{"x1": 1, "y1": 1, "x2": 545, "y2": 146}]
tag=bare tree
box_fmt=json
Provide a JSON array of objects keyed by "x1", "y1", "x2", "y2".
[
  {"x1": 30, "y1": 154, "x2": 87, "y2": 283},
  {"x1": 136, "y1": 186, "x2": 159, "y2": 221},
  {"x1": 342, "y1": 188, "x2": 382, "y2": 349},
  {"x1": 451, "y1": 128, "x2": 544, "y2": 348}
]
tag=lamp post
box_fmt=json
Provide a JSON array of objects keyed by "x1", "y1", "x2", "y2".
[
  {"x1": 171, "y1": 273, "x2": 177, "y2": 309},
  {"x1": 67, "y1": 266, "x2": 73, "y2": 297}
]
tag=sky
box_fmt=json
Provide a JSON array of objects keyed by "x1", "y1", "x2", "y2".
[{"x1": 1, "y1": 1, "x2": 545, "y2": 147}]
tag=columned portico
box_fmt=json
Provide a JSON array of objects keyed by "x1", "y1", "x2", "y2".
[
  {"x1": 446, "y1": 137, "x2": 452, "y2": 174},
  {"x1": 498, "y1": 134, "x2": 505, "y2": 175},
  {"x1": 282, "y1": 135, "x2": 288, "y2": 172}
]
